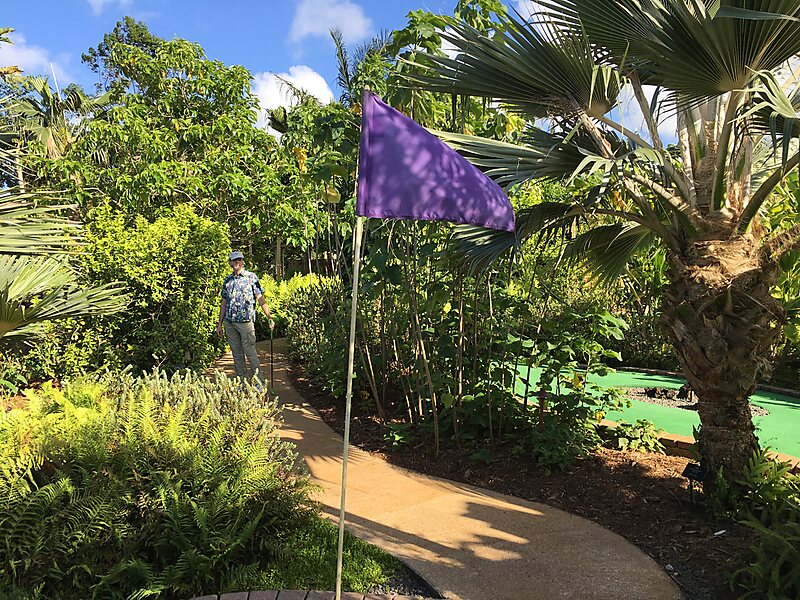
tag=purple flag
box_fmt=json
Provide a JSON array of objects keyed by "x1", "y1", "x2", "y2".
[{"x1": 357, "y1": 91, "x2": 516, "y2": 232}]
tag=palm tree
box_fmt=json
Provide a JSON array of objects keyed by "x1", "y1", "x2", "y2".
[
  {"x1": 2, "y1": 76, "x2": 110, "y2": 192},
  {"x1": 410, "y1": 0, "x2": 800, "y2": 483},
  {"x1": 9, "y1": 76, "x2": 110, "y2": 160},
  {"x1": 0, "y1": 33, "x2": 123, "y2": 340}
]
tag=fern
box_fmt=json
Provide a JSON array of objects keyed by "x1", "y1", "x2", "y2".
[{"x1": 0, "y1": 369, "x2": 335, "y2": 599}]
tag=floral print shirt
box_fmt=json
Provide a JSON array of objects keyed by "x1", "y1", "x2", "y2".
[{"x1": 221, "y1": 270, "x2": 264, "y2": 323}]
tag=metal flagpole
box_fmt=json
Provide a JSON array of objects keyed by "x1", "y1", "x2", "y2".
[{"x1": 335, "y1": 215, "x2": 365, "y2": 600}]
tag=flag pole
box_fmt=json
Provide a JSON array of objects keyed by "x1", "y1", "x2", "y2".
[{"x1": 335, "y1": 214, "x2": 365, "y2": 600}]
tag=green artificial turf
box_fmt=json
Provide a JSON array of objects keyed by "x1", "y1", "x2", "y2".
[{"x1": 517, "y1": 367, "x2": 800, "y2": 457}]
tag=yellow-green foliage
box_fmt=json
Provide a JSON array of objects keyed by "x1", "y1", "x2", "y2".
[
  {"x1": 257, "y1": 273, "x2": 335, "y2": 339},
  {"x1": 278, "y1": 275, "x2": 349, "y2": 397},
  {"x1": 21, "y1": 203, "x2": 231, "y2": 379},
  {"x1": 0, "y1": 370, "x2": 393, "y2": 599}
]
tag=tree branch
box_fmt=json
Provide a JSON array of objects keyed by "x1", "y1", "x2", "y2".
[
  {"x1": 595, "y1": 114, "x2": 652, "y2": 149},
  {"x1": 628, "y1": 72, "x2": 663, "y2": 150},
  {"x1": 576, "y1": 107, "x2": 679, "y2": 249},
  {"x1": 711, "y1": 91, "x2": 743, "y2": 210},
  {"x1": 621, "y1": 178, "x2": 680, "y2": 251},
  {"x1": 593, "y1": 208, "x2": 653, "y2": 229},
  {"x1": 626, "y1": 169, "x2": 699, "y2": 220},
  {"x1": 676, "y1": 110, "x2": 699, "y2": 209},
  {"x1": 577, "y1": 110, "x2": 614, "y2": 158}
]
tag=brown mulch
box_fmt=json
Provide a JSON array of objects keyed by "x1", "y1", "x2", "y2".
[
  {"x1": 625, "y1": 386, "x2": 769, "y2": 418},
  {"x1": 289, "y1": 364, "x2": 756, "y2": 600},
  {"x1": 0, "y1": 394, "x2": 28, "y2": 411}
]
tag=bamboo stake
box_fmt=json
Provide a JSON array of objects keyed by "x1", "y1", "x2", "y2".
[
  {"x1": 335, "y1": 216, "x2": 365, "y2": 600},
  {"x1": 455, "y1": 276, "x2": 465, "y2": 446},
  {"x1": 410, "y1": 223, "x2": 439, "y2": 454}
]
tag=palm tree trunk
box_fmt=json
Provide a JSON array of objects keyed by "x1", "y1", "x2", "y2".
[{"x1": 661, "y1": 237, "x2": 784, "y2": 484}]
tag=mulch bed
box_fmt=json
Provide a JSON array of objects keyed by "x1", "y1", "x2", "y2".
[
  {"x1": 289, "y1": 364, "x2": 757, "y2": 600},
  {"x1": 625, "y1": 386, "x2": 769, "y2": 418}
]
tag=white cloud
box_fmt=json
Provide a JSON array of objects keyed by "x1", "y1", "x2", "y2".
[
  {"x1": 86, "y1": 0, "x2": 133, "y2": 15},
  {"x1": 252, "y1": 66, "x2": 335, "y2": 130},
  {"x1": 0, "y1": 32, "x2": 73, "y2": 85},
  {"x1": 289, "y1": 0, "x2": 371, "y2": 44},
  {"x1": 511, "y1": 1, "x2": 540, "y2": 20}
]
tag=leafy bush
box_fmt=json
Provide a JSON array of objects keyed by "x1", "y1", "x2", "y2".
[
  {"x1": 0, "y1": 351, "x2": 27, "y2": 396},
  {"x1": 0, "y1": 370, "x2": 395, "y2": 599},
  {"x1": 726, "y1": 450, "x2": 800, "y2": 599},
  {"x1": 604, "y1": 419, "x2": 665, "y2": 454},
  {"x1": 504, "y1": 310, "x2": 630, "y2": 469},
  {"x1": 23, "y1": 203, "x2": 231, "y2": 377},
  {"x1": 255, "y1": 274, "x2": 320, "y2": 340},
  {"x1": 282, "y1": 274, "x2": 350, "y2": 397},
  {"x1": 19, "y1": 317, "x2": 117, "y2": 381}
]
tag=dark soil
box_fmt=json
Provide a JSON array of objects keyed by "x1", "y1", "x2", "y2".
[
  {"x1": 626, "y1": 386, "x2": 769, "y2": 418},
  {"x1": 369, "y1": 566, "x2": 442, "y2": 598},
  {"x1": 289, "y1": 364, "x2": 756, "y2": 600}
]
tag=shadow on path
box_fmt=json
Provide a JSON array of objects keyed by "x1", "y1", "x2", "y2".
[{"x1": 213, "y1": 339, "x2": 682, "y2": 600}]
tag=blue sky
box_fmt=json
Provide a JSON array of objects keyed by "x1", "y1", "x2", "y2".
[
  {"x1": 2, "y1": 0, "x2": 472, "y2": 115},
  {"x1": 2, "y1": 1, "x2": 670, "y2": 139}
]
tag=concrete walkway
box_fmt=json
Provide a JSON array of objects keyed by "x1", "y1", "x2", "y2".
[{"x1": 214, "y1": 339, "x2": 682, "y2": 600}]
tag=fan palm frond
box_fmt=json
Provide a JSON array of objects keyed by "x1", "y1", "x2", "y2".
[
  {"x1": 405, "y1": 11, "x2": 621, "y2": 120},
  {"x1": 0, "y1": 191, "x2": 79, "y2": 255},
  {"x1": 541, "y1": 0, "x2": 800, "y2": 103},
  {"x1": 0, "y1": 255, "x2": 127, "y2": 339},
  {"x1": 560, "y1": 223, "x2": 655, "y2": 284},
  {"x1": 450, "y1": 201, "x2": 584, "y2": 274},
  {"x1": 435, "y1": 128, "x2": 586, "y2": 188}
]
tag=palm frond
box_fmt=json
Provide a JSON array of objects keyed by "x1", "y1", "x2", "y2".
[
  {"x1": 0, "y1": 192, "x2": 79, "y2": 255},
  {"x1": 449, "y1": 201, "x2": 583, "y2": 274},
  {"x1": 404, "y1": 12, "x2": 620, "y2": 120},
  {"x1": 742, "y1": 72, "x2": 800, "y2": 165},
  {"x1": 331, "y1": 29, "x2": 354, "y2": 106},
  {"x1": 434, "y1": 128, "x2": 586, "y2": 188},
  {"x1": 0, "y1": 255, "x2": 127, "y2": 339},
  {"x1": 561, "y1": 223, "x2": 655, "y2": 285},
  {"x1": 541, "y1": 0, "x2": 800, "y2": 102}
]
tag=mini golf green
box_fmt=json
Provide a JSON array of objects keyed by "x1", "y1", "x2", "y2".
[{"x1": 517, "y1": 367, "x2": 800, "y2": 458}]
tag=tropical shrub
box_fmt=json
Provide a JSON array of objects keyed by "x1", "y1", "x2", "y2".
[
  {"x1": 604, "y1": 419, "x2": 665, "y2": 454},
  {"x1": 19, "y1": 317, "x2": 116, "y2": 381},
  {"x1": 0, "y1": 351, "x2": 27, "y2": 397},
  {"x1": 727, "y1": 450, "x2": 800, "y2": 599},
  {"x1": 43, "y1": 203, "x2": 230, "y2": 374},
  {"x1": 282, "y1": 274, "x2": 350, "y2": 397},
  {"x1": 255, "y1": 274, "x2": 320, "y2": 339},
  {"x1": 283, "y1": 261, "x2": 632, "y2": 469},
  {"x1": 0, "y1": 370, "x2": 395, "y2": 598}
]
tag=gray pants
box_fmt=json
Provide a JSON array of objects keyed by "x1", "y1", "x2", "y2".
[{"x1": 224, "y1": 320, "x2": 263, "y2": 383}]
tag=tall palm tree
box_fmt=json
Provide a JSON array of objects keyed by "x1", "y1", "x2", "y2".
[
  {"x1": 0, "y1": 33, "x2": 123, "y2": 341},
  {"x1": 410, "y1": 0, "x2": 800, "y2": 483},
  {"x1": 8, "y1": 76, "x2": 110, "y2": 160}
]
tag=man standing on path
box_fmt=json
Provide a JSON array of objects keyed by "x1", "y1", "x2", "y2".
[{"x1": 217, "y1": 251, "x2": 274, "y2": 386}]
